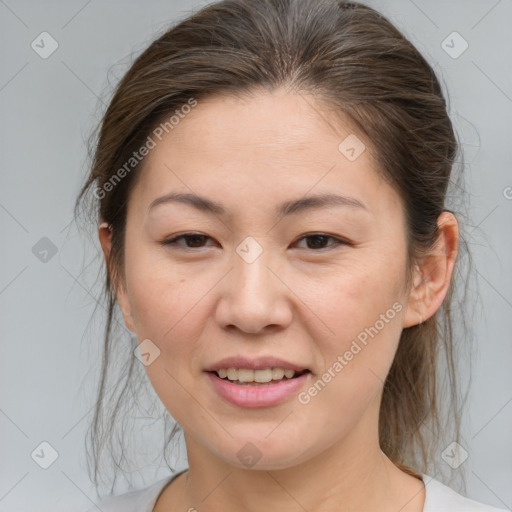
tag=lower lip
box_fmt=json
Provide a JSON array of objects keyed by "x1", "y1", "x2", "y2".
[{"x1": 205, "y1": 371, "x2": 310, "y2": 408}]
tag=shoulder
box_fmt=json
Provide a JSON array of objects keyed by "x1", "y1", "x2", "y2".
[
  {"x1": 422, "y1": 474, "x2": 510, "y2": 512},
  {"x1": 81, "y1": 471, "x2": 184, "y2": 512}
]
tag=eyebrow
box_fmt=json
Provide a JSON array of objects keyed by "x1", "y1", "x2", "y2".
[{"x1": 148, "y1": 192, "x2": 368, "y2": 217}]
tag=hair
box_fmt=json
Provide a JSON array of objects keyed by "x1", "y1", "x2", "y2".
[{"x1": 75, "y1": 0, "x2": 475, "y2": 495}]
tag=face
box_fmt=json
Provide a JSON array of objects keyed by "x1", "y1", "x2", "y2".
[{"x1": 107, "y1": 90, "x2": 423, "y2": 470}]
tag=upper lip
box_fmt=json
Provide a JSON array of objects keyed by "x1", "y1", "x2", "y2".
[{"x1": 204, "y1": 356, "x2": 310, "y2": 372}]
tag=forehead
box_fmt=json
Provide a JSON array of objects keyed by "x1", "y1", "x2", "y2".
[
  {"x1": 154, "y1": 90, "x2": 363, "y2": 163},
  {"x1": 131, "y1": 90, "x2": 397, "y2": 221}
]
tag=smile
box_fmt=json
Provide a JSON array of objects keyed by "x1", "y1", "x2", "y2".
[{"x1": 206, "y1": 369, "x2": 311, "y2": 408}]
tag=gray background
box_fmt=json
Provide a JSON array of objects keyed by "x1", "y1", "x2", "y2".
[{"x1": 0, "y1": 0, "x2": 511, "y2": 511}]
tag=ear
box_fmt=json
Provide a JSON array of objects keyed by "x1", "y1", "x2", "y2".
[
  {"x1": 402, "y1": 211, "x2": 459, "y2": 328},
  {"x1": 98, "y1": 222, "x2": 135, "y2": 332}
]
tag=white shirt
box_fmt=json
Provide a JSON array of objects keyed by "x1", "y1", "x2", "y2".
[{"x1": 83, "y1": 470, "x2": 510, "y2": 512}]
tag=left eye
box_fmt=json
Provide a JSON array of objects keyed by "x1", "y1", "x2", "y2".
[
  {"x1": 294, "y1": 233, "x2": 346, "y2": 250},
  {"x1": 162, "y1": 233, "x2": 348, "y2": 250}
]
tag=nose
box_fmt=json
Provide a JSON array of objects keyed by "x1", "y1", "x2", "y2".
[{"x1": 215, "y1": 248, "x2": 293, "y2": 335}]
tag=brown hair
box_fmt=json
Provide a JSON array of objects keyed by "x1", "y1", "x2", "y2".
[{"x1": 76, "y1": 0, "x2": 473, "y2": 493}]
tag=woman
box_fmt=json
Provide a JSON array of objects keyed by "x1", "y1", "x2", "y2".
[{"x1": 77, "y1": 0, "x2": 509, "y2": 511}]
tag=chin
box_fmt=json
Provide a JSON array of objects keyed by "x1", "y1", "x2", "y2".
[{"x1": 214, "y1": 436, "x2": 315, "y2": 472}]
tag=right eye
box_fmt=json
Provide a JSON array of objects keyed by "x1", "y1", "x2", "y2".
[{"x1": 161, "y1": 233, "x2": 216, "y2": 250}]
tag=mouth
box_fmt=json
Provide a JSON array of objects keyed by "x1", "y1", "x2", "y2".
[
  {"x1": 205, "y1": 368, "x2": 311, "y2": 408},
  {"x1": 206, "y1": 368, "x2": 311, "y2": 386}
]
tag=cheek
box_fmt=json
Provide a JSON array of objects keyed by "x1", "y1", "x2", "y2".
[
  {"x1": 122, "y1": 252, "x2": 208, "y2": 422},
  {"x1": 302, "y1": 248, "x2": 406, "y2": 384},
  {"x1": 303, "y1": 248, "x2": 405, "y2": 333},
  {"x1": 123, "y1": 245, "x2": 204, "y2": 348}
]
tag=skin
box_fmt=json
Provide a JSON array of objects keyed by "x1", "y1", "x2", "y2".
[{"x1": 99, "y1": 89, "x2": 459, "y2": 512}]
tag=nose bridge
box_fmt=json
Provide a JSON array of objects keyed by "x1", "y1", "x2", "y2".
[
  {"x1": 233, "y1": 235, "x2": 276, "y2": 301},
  {"x1": 217, "y1": 235, "x2": 291, "y2": 333}
]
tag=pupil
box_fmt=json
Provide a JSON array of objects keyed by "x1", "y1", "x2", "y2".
[
  {"x1": 308, "y1": 235, "x2": 327, "y2": 249},
  {"x1": 187, "y1": 235, "x2": 205, "y2": 247}
]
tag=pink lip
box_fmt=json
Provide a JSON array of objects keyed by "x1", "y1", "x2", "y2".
[
  {"x1": 206, "y1": 371, "x2": 310, "y2": 408},
  {"x1": 204, "y1": 355, "x2": 308, "y2": 372}
]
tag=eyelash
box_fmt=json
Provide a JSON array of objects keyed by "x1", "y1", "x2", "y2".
[{"x1": 161, "y1": 232, "x2": 351, "y2": 251}]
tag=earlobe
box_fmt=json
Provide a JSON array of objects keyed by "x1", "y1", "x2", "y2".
[
  {"x1": 402, "y1": 211, "x2": 459, "y2": 329},
  {"x1": 98, "y1": 222, "x2": 136, "y2": 332},
  {"x1": 98, "y1": 222, "x2": 113, "y2": 260},
  {"x1": 402, "y1": 264, "x2": 429, "y2": 328}
]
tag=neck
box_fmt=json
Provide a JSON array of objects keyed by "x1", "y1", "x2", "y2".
[{"x1": 156, "y1": 422, "x2": 425, "y2": 512}]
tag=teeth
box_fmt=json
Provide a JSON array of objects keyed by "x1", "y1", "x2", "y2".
[
  {"x1": 272, "y1": 368, "x2": 285, "y2": 380},
  {"x1": 215, "y1": 367, "x2": 302, "y2": 382},
  {"x1": 283, "y1": 369, "x2": 295, "y2": 379}
]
